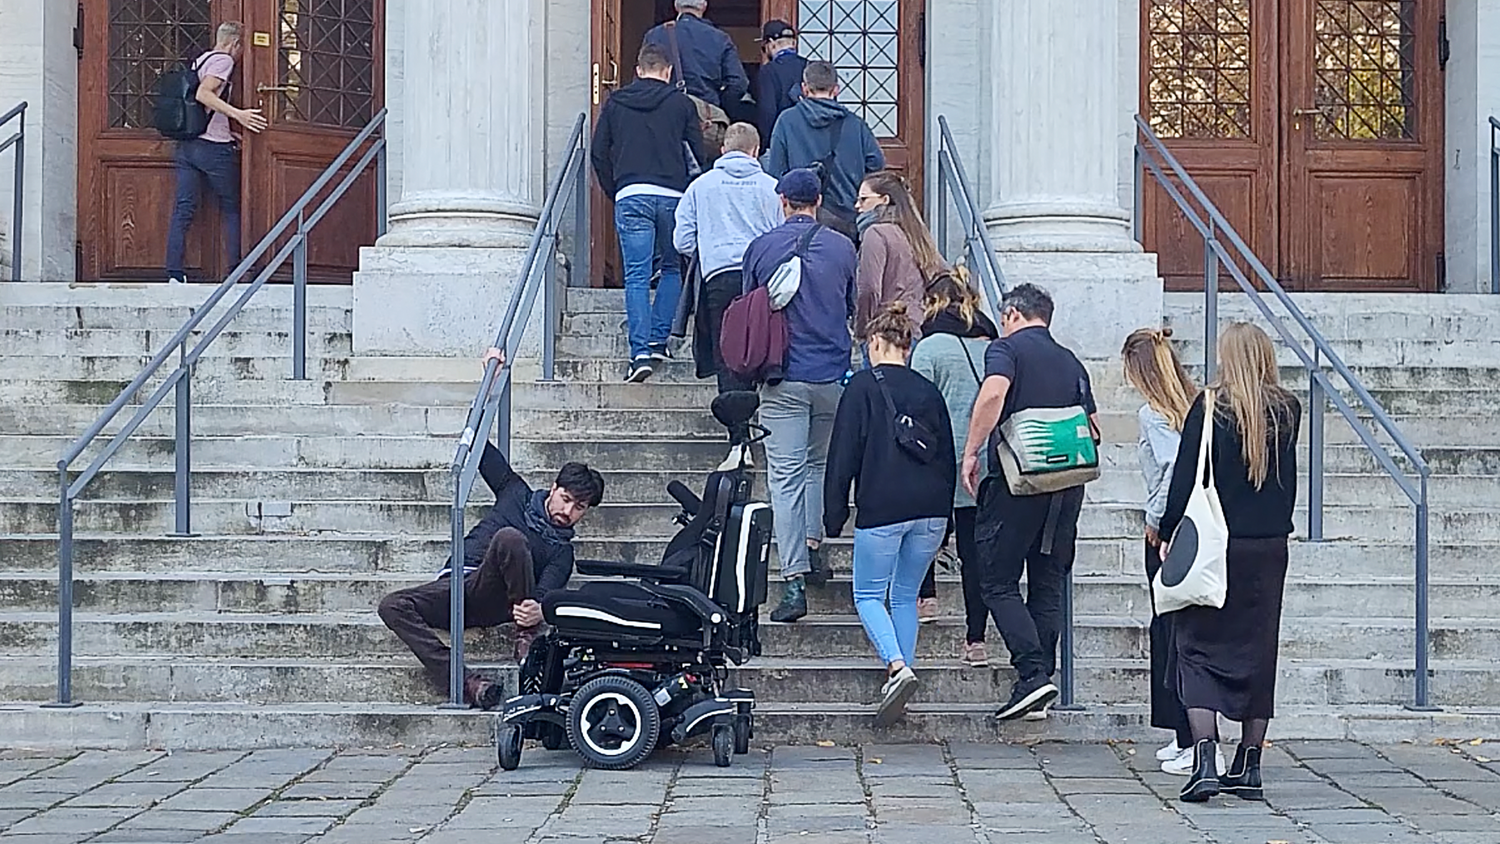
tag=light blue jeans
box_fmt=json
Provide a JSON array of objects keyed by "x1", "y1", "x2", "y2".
[
  {"x1": 614, "y1": 194, "x2": 682, "y2": 360},
  {"x1": 852, "y1": 517, "x2": 948, "y2": 667}
]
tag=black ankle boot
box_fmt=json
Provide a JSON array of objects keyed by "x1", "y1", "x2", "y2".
[
  {"x1": 1218, "y1": 744, "x2": 1264, "y2": 801},
  {"x1": 1179, "y1": 739, "x2": 1222, "y2": 803}
]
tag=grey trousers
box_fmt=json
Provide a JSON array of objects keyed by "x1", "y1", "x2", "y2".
[{"x1": 759, "y1": 379, "x2": 843, "y2": 579}]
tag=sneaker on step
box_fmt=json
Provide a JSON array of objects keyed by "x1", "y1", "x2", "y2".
[
  {"x1": 769, "y1": 576, "x2": 807, "y2": 622},
  {"x1": 994, "y1": 674, "x2": 1059, "y2": 722},
  {"x1": 1157, "y1": 739, "x2": 1187, "y2": 761},
  {"x1": 961, "y1": 641, "x2": 989, "y2": 667},
  {"x1": 167, "y1": 276, "x2": 186, "y2": 285},
  {"x1": 1162, "y1": 744, "x2": 1225, "y2": 776},
  {"x1": 917, "y1": 597, "x2": 940, "y2": 624},
  {"x1": 874, "y1": 665, "x2": 918, "y2": 728},
  {"x1": 463, "y1": 675, "x2": 504, "y2": 711},
  {"x1": 625, "y1": 357, "x2": 654, "y2": 383},
  {"x1": 648, "y1": 344, "x2": 673, "y2": 362},
  {"x1": 1023, "y1": 703, "x2": 1051, "y2": 721}
]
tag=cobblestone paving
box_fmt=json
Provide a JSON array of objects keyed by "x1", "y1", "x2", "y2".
[{"x1": 0, "y1": 740, "x2": 1497, "y2": 844}]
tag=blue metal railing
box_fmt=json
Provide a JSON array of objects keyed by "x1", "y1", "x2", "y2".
[
  {"x1": 1489, "y1": 116, "x2": 1499, "y2": 294},
  {"x1": 1, "y1": 101, "x2": 26, "y2": 282},
  {"x1": 1135, "y1": 115, "x2": 1436, "y2": 709},
  {"x1": 49, "y1": 109, "x2": 389, "y2": 707},
  {"x1": 442, "y1": 113, "x2": 589, "y2": 707}
]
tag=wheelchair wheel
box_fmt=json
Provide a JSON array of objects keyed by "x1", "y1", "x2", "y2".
[
  {"x1": 734, "y1": 716, "x2": 751, "y2": 755},
  {"x1": 566, "y1": 675, "x2": 661, "y2": 770},
  {"x1": 541, "y1": 723, "x2": 567, "y2": 751},
  {"x1": 497, "y1": 723, "x2": 523, "y2": 771},
  {"x1": 712, "y1": 723, "x2": 734, "y2": 768}
]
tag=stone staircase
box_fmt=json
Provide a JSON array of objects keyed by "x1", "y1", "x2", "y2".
[{"x1": 1, "y1": 282, "x2": 1498, "y2": 749}]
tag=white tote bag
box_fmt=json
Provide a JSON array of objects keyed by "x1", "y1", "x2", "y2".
[{"x1": 1152, "y1": 390, "x2": 1229, "y2": 614}]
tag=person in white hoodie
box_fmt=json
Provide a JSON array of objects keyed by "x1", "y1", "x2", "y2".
[{"x1": 674, "y1": 122, "x2": 783, "y2": 405}]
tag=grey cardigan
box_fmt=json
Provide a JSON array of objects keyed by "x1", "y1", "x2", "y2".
[
  {"x1": 1137, "y1": 404, "x2": 1182, "y2": 531},
  {"x1": 911, "y1": 332, "x2": 991, "y2": 509}
]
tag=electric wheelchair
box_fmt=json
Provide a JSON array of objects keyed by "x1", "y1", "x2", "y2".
[{"x1": 495, "y1": 392, "x2": 772, "y2": 771}]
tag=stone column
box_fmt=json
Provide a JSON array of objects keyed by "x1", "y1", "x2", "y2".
[
  {"x1": 985, "y1": 0, "x2": 1161, "y2": 361},
  {"x1": 353, "y1": 0, "x2": 543, "y2": 355}
]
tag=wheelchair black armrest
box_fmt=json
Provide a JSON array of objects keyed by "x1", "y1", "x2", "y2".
[
  {"x1": 574, "y1": 559, "x2": 689, "y2": 581},
  {"x1": 645, "y1": 583, "x2": 728, "y2": 625}
]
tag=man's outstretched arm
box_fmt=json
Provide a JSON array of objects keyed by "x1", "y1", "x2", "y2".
[{"x1": 477, "y1": 348, "x2": 520, "y2": 496}]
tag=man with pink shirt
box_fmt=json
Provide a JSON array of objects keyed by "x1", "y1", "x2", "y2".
[{"x1": 164, "y1": 21, "x2": 267, "y2": 284}]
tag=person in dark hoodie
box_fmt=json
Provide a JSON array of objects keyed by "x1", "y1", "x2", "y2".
[
  {"x1": 591, "y1": 42, "x2": 705, "y2": 383},
  {"x1": 756, "y1": 19, "x2": 806, "y2": 142},
  {"x1": 765, "y1": 60, "x2": 885, "y2": 242},
  {"x1": 377, "y1": 349, "x2": 606, "y2": 710}
]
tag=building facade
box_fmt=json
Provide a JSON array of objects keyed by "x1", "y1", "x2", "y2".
[{"x1": 0, "y1": 1, "x2": 1495, "y2": 311}]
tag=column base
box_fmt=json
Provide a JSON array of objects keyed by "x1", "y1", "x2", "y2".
[
  {"x1": 993, "y1": 251, "x2": 1163, "y2": 362},
  {"x1": 352, "y1": 245, "x2": 551, "y2": 357}
]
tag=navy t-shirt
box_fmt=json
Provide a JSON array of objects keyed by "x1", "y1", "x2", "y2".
[{"x1": 983, "y1": 326, "x2": 1097, "y2": 422}]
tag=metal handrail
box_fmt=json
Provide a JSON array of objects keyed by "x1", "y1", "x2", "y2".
[
  {"x1": 49, "y1": 109, "x2": 389, "y2": 707},
  {"x1": 1489, "y1": 116, "x2": 1499, "y2": 294},
  {"x1": 1, "y1": 101, "x2": 26, "y2": 281},
  {"x1": 441, "y1": 112, "x2": 589, "y2": 707},
  {"x1": 1135, "y1": 115, "x2": 1436, "y2": 709}
]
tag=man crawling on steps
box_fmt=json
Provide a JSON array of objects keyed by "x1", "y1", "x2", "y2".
[{"x1": 378, "y1": 347, "x2": 606, "y2": 710}]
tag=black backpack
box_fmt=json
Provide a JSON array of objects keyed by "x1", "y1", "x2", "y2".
[{"x1": 152, "y1": 53, "x2": 225, "y2": 140}]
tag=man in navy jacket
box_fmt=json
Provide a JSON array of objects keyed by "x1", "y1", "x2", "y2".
[
  {"x1": 756, "y1": 19, "x2": 806, "y2": 142},
  {"x1": 378, "y1": 349, "x2": 605, "y2": 709},
  {"x1": 643, "y1": 0, "x2": 749, "y2": 109}
]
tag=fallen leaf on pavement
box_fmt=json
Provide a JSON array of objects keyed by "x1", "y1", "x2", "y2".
[
  {"x1": 815, "y1": 740, "x2": 835, "y2": 747},
  {"x1": 1469, "y1": 738, "x2": 1484, "y2": 746}
]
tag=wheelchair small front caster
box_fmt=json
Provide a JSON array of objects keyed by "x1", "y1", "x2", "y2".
[
  {"x1": 497, "y1": 723, "x2": 523, "y2": 771},
  {"x1": 711, "y1": 723, "x2": 733, "y2": 768}
]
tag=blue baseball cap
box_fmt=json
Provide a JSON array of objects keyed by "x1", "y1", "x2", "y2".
[{"x1": 776, "y1": 168, "x2": 821, "y2": 205}]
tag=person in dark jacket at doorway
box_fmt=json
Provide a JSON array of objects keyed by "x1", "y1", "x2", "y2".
[
  {"x1": 765, "y1": 61, "x2": 885, "y2": 242},
  {"x1": 644, "y1": 0, "x2": 750, "y2": 110},
  {"x1": 591, "y1": 42, "x2": 705, "y2": 384},
  {"x1": 756, "y1": 19, "x2": 806, "y2": 142},
  {"x1": 377, "y1": 350, "x2": 606, "y2": 710}
]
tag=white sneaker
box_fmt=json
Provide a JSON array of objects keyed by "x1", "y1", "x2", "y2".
[
  {"x1": 1156, "y1": 740, "x2": 1185, "y2": 761},
  {"x1": 1161, "y1": 744, "x2": 1226, "y2": 776},
  {"x1": 874, "y1": 666, "x2": 918, "y2": 728}
]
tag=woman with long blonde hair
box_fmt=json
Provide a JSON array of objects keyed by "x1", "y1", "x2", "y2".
[
  {"x1": 852, "y1": 171, "x2": 946, "y2": 343},
  {"x1": 1159, "y1": 322, "x2": 1300, "y2": 803},
  {"x1": 1121, "y1": 327, "x2": 1202, "y2": 775}
]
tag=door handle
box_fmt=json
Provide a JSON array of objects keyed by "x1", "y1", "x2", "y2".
[
  {"x1": 592, "y1": 62, "x2": 620, "y2": 105},
  {"x1": 1292, "y1": 107, "x2": 1323, "y2": 116},
  {"x1": 256, "y1": 84, "x2": 300, "y2": 93}
]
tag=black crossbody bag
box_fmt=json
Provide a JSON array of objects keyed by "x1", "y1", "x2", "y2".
[{"x1": 871, "y1": 368, "x2": 939, "y2": 464}]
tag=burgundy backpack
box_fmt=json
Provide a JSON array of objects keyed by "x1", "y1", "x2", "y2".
[{"x1": 719, "y1": 285, "x2": 786, "y2": 383}]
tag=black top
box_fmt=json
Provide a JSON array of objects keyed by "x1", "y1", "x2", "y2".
[
  {"x1": 1159, "y1": 392, "x2": 1302, "y2": 542},
  {"x1": 643, "y1": 14, "x2": 750, "y2": 108},
  {"x1": 590, "y1": 78, "x2": 705, "y2": 196},
  {"x1": 825, "y1": 364, "x2": 957, "y2": 535},
  {"x1": 445, "y1": 441, "x2": 576, "y2": 601},
  {"x1": 757, "y1": 48, "x2": 807, "y2": 140},
  {"x1": 983, "y1": 326, "x2": 1097, "y2": 422}
]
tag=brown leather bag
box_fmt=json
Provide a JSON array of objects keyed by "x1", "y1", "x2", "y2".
[{"x1": 664, "y1": 21, "x2": 730, "y2": 170}]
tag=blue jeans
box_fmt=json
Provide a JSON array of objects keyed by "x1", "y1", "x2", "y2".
[
  {"x1": 852, "y1": 517, "x2": 948, "y2": 667},
  {"x1": 614, "y1": 194, "x2": 683, "y2": 360},
  {"x1": 165, "y1": 139, "x2": 242, "y2": 280}
]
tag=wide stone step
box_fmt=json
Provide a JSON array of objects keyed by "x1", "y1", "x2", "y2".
[
  {"x1": 0, "y1": 327, "x2": 352, "y2": 358},
  {"x1": 0, "y1": 655, "x2": 1489, "y2": 708},
  {"x1": 0, "y1": 304, "x2": 350, "y2": 333},
  {"x1": 1173, "y1": 336, "x2": 1500, "y2": 369},
  {"x1": 0, "y1": 403, "x2": 468, "y2": 440},
  {"x1": 1164, "y1": 292, "x2": 1500, "y2": 343},
  {"x1": 0, "y1": 612, "x2": 1487, "y2": 662},
  {"x1": 0, "y1": 377, "x2": 332, "y2": 407},
  {"x1": 0, "y1": 354, "x2": 352, "y2": 383}
]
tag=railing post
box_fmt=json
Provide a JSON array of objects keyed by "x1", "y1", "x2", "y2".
[
  {"x1": 170, "y1": 338, "x2": 196, "y2": 538},
  {"x1": 292, "y1": 212, "x2": 308, "y2": 380},
  {"x1": 542, "y1": 234, "x2": 558, "y2": 382},
  {"x1": 1491, "y1": 124, "x2": 1498, "y2": 295},
  {"x1": 497, "y1": 377, "x2": 513, "y2": 458},
  {"x1": 574, "y1": 145, "x2": 589, "y2": 289},
  {"x1": 935, "y1": 150, "x2": 949, "y2": 258},
  {"x1": 1055, "y1": 572, "x2": 1080, "y2": 710},
  {"x1": 1203, "y1": 220, "x2": 1218, "y2": 380},
  {"x1": 9, "y1": 105, "x2": 23, "y2": 282},
  {"x1": 445, "y1": 470, "x2": 467, "y2": 708},
  {"x1": 1132, "y1": 144, "x2": 1143, "y2": 245},
  {"x1": 376, "y1": 140, "x2": 389, "y2": 239},
  {"x1": 45, "y1": 468, "x2": 80, "y2": 707},
  {"x1": 1307, "y1": 350, "x2": 1324, "y2": 542},
  {"x1": 1409, "y1": 474, "x2": 1434, "y2": 711}
]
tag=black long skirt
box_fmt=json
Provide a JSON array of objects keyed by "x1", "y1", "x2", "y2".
[{"x1": 1173, "y1": 536, "x2": 1290, "y2": 721}]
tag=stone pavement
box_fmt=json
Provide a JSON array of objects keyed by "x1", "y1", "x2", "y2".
[{"x1": 0, "y1": 740, "x2": 1497, "y2": 844}]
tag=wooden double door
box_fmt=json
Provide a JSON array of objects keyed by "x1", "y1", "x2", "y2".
[
  {"x1": 77, "y1": 0, "x2": 383, "y2": 283},
  {"x1": 1139, "y1": 0, "x2": 1445, "y2": 292},
  {"x1": 589, "y1": 0, "x2": 925, "y2": 286}
]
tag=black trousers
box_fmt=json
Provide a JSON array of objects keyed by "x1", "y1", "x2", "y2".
[
  {"x1": 917, "y1": 508, "x2": 986, "y2": 643},
  {"x1": 377, "y1": 527, "x2": 535, "y2": 691},
  {"x1": 1144, "y1": 539, "x2": 1193, "y2": 746},
  {"x1": 973, "y1": 478, "x2": 1085, "y2": 682}
]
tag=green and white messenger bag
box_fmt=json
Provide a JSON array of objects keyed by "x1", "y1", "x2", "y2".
[{"x1": 995, "y1": 406, "x2": 1100, "y2": 496}]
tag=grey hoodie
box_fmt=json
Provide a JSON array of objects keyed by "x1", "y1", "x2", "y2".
[{"x1": 672, "y1": 151, "x2": 783, "y2": 277}]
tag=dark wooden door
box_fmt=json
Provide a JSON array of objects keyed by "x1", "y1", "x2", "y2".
[
  {"x1": 589, "y1": 0, "x2": 626, "y2": 288},
  {"x1": 1140, "y1": 0, "x2": 1443, "y2": 292},
  {"x1": 78, "y1": 0, "x2": 237, "y2": 282},
  {"x1": 242, "y1": 0, "x2": 383, "y2": 283}
]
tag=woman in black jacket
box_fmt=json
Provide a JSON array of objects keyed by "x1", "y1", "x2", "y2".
[
  {"x1": 825, "y1": 302, "x2": 956, "y2": 727},
  {"x1": 1159, "y1": 322, "x2": 1300, "y2": 803}
]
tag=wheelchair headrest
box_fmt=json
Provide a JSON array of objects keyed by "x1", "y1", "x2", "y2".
[{"x1": 712, "y1": 391, "x2": 759, "y2": 430}]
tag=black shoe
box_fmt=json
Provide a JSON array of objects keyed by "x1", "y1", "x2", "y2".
[
  {"x1": 1218, "y1": 744, "x2": 1264, "y2": 801},
  {"x1": 625, "y1": 358, "x2": 654, "y2": 383},
  {"x1": 994, "y1": 674, "x2": 1059, "y2": 721},
  {"x1": 463, "y1": 676, "x2": 504, "y2": 711},
  {"x1": 648, "y1": 344, "x2": 673, "y2": 362},
  {"x1": 804, "y1": 545, "x2": 831, "y2": 587},
  {"x1": 769, "y1": 576, "x2": 808, "y2": 623},
  {"x1": 1180, "y1": 739, "x2": 1223, "y2": 802}
]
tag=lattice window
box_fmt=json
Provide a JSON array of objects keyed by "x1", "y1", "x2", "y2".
[
  {"x1": 797, "y1": 0, "x2": 900, "y2": 137},
  {"x1": 107, "y1": 0, "x2": 213, "y2": 130},
  {"x1": 1146, "y1": 0, "x2": 1253, "y2": 139},
  {"x1": 277, "y1": 0, "x2": 376, "y2": 128},
  {"x1": 1313, "y1": 0, "x2": 1415, "y2": 140}
]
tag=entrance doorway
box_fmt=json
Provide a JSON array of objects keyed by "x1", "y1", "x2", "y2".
[
  {"x1": 1139, "y1": 0, "x2": 1444, "y2": 292},
  {"x1": 589, "y1": 0, "x2": 925, "y2": 287},
  {"x1": 77, "y1": 0, "x2": 384, "y2": 283}
]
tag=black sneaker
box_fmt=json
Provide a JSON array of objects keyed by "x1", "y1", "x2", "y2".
[
  {"x1": 994, "y1": 674, "x2": 1059, "y2": 721},
  {"x1": 769, "y1": 576, "x2": 808, "y2": 623},
  {"x1": 804, "y1": 545, "x2": 831, "y2": 587},
  {"x1": 648, "y1": 344, "x2": 673, "y2": 362},
  {"x1": 625, "y1": 358, "x2": 654, "y2": 383}
]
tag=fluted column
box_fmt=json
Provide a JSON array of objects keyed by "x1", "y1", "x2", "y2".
[{"x1": 986, "y1": 0, "x2": 1135, "y2": 252}]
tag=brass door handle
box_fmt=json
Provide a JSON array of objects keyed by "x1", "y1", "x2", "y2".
[
  {"x1": 256, "y1": 84, "x2": 300, "y2": 93},
  {"x1": 592, "y1": 62, "x2": 620, "y2": 105},
  {"x1": 1292, "y1": 107, "x2": 1323, "y2": 116}
]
